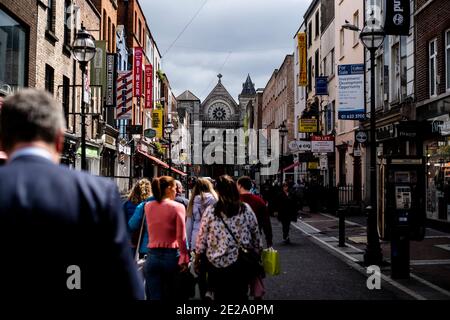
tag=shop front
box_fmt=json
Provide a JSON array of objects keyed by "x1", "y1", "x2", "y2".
[
  {"x1": 423, "y1": 114, "x2": 450, "y2": 222},
  {"x1": 76, "y1": 143, "x2": 101, "y2": 175}
]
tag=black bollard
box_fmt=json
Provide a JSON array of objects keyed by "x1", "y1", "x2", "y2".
[{"x1": 338, "y1": 207, "x2": 346, "y2": 247}]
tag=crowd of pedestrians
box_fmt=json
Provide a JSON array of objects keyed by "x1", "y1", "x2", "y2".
[{"x1": 0, "y1": 89, "x2": 306, "y2": 300}]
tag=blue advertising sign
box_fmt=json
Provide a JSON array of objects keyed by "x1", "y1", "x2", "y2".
[
  {"x1": 315, "y1": 76, "x2": 328, "y2": 96},
  {"x1": 338, "y1": 64, "x2": 365, "y2": 120}
]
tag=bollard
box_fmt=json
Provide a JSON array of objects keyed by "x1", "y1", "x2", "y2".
[{"x1": 338, "y1": 207, "x2": 346, "y2": 247}]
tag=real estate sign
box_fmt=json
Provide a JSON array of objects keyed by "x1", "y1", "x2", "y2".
[{"x1": 338, "y1": 64, "x2": 365, "y2": 120}]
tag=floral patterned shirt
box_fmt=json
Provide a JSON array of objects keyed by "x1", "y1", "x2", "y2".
[{"x1": 195, "y1": 202, "x2": 262, "y2": 268}]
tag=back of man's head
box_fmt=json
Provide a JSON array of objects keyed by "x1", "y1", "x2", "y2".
[
  {"x1": 0, "y1": 89, "x2": 65, "y2": 152},
  {"x1": 237, "y1": 176, "x2": 252, "y2": 191}
]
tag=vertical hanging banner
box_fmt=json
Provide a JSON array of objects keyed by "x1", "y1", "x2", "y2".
[
  {"x1": 145, "y1": 64, "x2": 153, "y2": 109},
  {"x1": 133, "y1": 47, "x2": 143, "y2": 97},
  {"x1": 338, "y1": 64, "x2": 365, "y2": 120},
  {"x1": 152, "y1": 109, "x2": 163, "y2": 138},
  {"x1": 105, "y1": 53, "x2": 117, "y2": 108},
  {"x1": 384, "y1": 0, "x2": 410, "y2": 36},
  {"x1": 297, "y1": 32, "x2": 307, "y2": 86},
  {"x1": 116, "y1": 70, "x2": 133, "y2": 120}
]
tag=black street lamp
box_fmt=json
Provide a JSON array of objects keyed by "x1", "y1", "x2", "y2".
[
  {"x1": 343, "y1": 21, "x2": 385, "y2": 266},
  {"x1": 165, "y1": 118, "x2": 174, "y2": 173},
  {"x1": 72, "y1": 25, "x2": 96, "y2": 171},
  {"x1": 279, "y1": 121, "x2": 288, "y2": 182}
]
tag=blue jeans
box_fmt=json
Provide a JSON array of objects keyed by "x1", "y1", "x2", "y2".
[{"x1": 144, "y1": 248, "x2": 179, "y2": 300}]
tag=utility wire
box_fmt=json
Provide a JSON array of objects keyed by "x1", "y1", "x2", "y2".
[
  {"x1": 200, "y1": 51, "x2": 232, "y2": 99},
  {"x1": 162, "y1": 0, "x2": 209, "y2": 57}
]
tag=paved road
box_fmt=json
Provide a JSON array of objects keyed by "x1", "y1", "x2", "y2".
[{"x1": 264, "y1": 217, "x2": 411, "y2": 300}]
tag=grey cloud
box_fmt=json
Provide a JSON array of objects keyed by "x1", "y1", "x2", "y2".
[{"x1": 141, "y1": 0, "x2": 310, "y2": 100}]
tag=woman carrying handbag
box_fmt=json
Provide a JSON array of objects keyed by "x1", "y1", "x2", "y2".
[{"x1": 194, "y1": 175, "x2": 262, "y2": 301}]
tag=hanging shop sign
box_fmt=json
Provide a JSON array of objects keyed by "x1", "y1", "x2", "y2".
[
  {"x1": 297, "y1": 32, "x2": 307, "y2": 87},
  {"x1": 133, "y1": 47, "x2": 143, "y2": 97},
  {"x1": 315, "y1": 76, "x2": 328, "y2": 96},
  {"x1": 145, "y1": 64, "x2": 153, "y2": 109},
  {"x1": 105, "y1": 53, "x2": 117, "y2": 108},
  {"x1": 384, "y1": 0, "x2": 410, "y2": 36},
  {"x1": 299, "y1": 118, "x2": 318, "y2": 133},
  {"x1": 152, "y1": 109, "x2": 163, "y2": 138},
  {"x1": 116, "y1": 71, "x2": 133, "y2": 120}
]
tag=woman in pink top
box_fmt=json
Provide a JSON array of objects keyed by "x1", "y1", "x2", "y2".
[{"x1": 143, "y1": 176, "x2": 189, "y2": 300}]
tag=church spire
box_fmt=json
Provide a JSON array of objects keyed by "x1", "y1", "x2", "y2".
[{"x1": 241, "y1": 74, "x2": 256, "y2": 95}]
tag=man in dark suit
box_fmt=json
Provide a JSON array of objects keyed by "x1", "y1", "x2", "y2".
[{"x1": 0, "y1": 89, "x2": 144, "y2": 299}]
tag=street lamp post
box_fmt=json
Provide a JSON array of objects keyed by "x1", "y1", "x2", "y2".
[
  {"x1": 343, "y1": 22, "x2": 385, "y2": 266},
  {"x1": 72, "y1": 25, "x2": 96, "y2": 171},
  {"x1": 279, "y1": 121, "x2": 288, "y2": 182},
  {"x1": 165, "y1": 118, "x2": 174, "y2": 173}
]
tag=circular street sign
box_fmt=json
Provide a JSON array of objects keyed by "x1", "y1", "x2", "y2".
[
  {"x1": 289, "y1": 141, "x2": 299, "y2": 152},
  {"x1": 356, "y1": 131, "x2": 368, "y2": 143}
]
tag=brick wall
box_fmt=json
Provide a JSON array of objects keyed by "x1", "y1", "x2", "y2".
[
  {"x1": 92, "y1": 0, "x2": 118, "y2": 53},
  {"x1": 415, "y1": 0, "x2": 450, "y2": 102},
  {"x1": 0, "y1": 0, "x2": 37, "y2": 87}
]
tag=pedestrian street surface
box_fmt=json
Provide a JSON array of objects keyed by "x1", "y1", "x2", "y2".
[{"x1": 263, "y1": 217, "x2": 411, "y2": 300}]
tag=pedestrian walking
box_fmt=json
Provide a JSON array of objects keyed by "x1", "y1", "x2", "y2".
[
  {"x1": 277, "y1": 182, "x2": 298, "y2": 244},
  {"x1": 174, "y1": 179, "x2": 189, "y2": 209},
  {"x1": 194, "y1": 175, "x2": 262, "y2": 301},
  {"x1": 0, "y1": 89, "x2": 143, "y2": 299},
  {"x1": 125, "y1": 178, "x2": 153, "y2": 256},
  {"x1": 128, "y1": 179, "x2": 154, "y2": 258},
  {"x1": 237, "y1": 176, "x2": 273, "y2": 300},
  {"x1": 186, "y1": 177, "x2": 218, "y2": 299},
  {"x1": 143, "y1": 176, "x2": 189, "y2": 300}
]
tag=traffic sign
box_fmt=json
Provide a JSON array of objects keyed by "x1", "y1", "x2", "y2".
[{"x1": 355, "y1": 130, "x2": 368, "y2": 144}]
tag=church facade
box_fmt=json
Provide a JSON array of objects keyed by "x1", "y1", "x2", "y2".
[{"x1": 177, "y1": 74, "x2": 256, "y2": 179}]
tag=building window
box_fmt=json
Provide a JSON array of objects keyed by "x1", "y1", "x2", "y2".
[
  {"x1": 323, "y1": 56, "x2": 327, "y2": 77},
  {"x1": 330, "y1": 48, "x2": 335, "y2": 75},
  {"x1": 307, "y1": 58, "x2": 312, "y2": 92},
  {"x1": 138, "y1": 19, "x2": 142, "y2": 44},
  {"x1": 353, "y1": 11, "x2": 359, "y2": 46},
  {"x1": 391, "y1": 42, "x2": 400, "y2": 102},
  {"x1": 308, "y1": 22, "x2": 312, "y2": 47},
  {"x1": 62, "y1": 76, "x2": 70, "y2": 125},
  {"x1": 112, "y1": 24, "x2": 116, "y2": 53},
  {"x1": 375, "y1": 55, "x2": 384, "y2": 109},
  {"x1": 47, "y1": 0, "x2": 54, "y2": 32},
  {"x1": 103, "y1": 10, "x2": 107, "y2": 41},
  {"x1": 315, "y1": 49, "x2": 319, "y2": 78},
  {"x1": 45, "y1": 64, "x2": 54, "y2": 94},
  {"x1": 340, "y1": 28, "x2": 345, "y2": 57},
  {"x1": 315, "y1": 11, "x2": 320, "y2": 38},
  {"x1": 446, "y1": 30, "x2": 450, "y2": 91},
  {"x1": 400, "y1": 36, "x2": 407, "y2": 99},
  {"x1": 0, "y1": 9, "x2": 27, "y2": 90},
  {"x1": 64, "y1": 0, "x2": 71, "y2": 46},
  {"x1": 108, "y1": 17, "x2": 111, "y2": 52},
  {"x1": 429, "y1": 38, "x2": 437, "y2": 97}
]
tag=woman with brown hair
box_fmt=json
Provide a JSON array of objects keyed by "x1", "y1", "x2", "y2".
[
  {"x1": 143, "y1": 176, "x2": 189, "y2": 300},
  {"x1": 123, "y1": 178, "x2": 152, "y2": 255},
  {"x1": 186, "y1": 178, "x2": 218, "y2": 251},
  {"x1": 194, "y1": 175, "x2": 261, "y2": 301}
]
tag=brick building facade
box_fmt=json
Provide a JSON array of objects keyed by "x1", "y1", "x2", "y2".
[
  {"x1": 0, "y1": 0, "x2": 37, "y2": 91},
  {"x1": 415, "y1": 0, "x2": 450, "y2": 223}
]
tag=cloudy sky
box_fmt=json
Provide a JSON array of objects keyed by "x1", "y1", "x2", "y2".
[{"x1": 141, "y1": 0, "x2": 311, "y2": 102}]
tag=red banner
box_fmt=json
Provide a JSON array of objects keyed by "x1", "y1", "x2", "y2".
[
  {"x1": 145, "y1": 64, "x2": 153, "y2": 109},
  {"x1": 133, "y1": 47, "x2": 143, "y2": 97}
]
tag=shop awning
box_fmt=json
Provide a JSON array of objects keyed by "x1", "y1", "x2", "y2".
[
  {"x1": 0, "y1": 151, "x2": 7, "y2": 160},
  {"x1": 280, "y1": 161, "x2": 300, "y2": 173},
  {"x1": 137, "y1": 149, "x2": 187, "y2": 176}
]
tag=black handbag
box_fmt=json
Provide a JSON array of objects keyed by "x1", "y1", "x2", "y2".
[{"x1": 217, "y1": 208, "x2": 262, "y2": 280}]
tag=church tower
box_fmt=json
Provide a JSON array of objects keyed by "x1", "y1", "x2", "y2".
[{"x1": 238, "y1": 74, "x2": 256, "y2": 123}]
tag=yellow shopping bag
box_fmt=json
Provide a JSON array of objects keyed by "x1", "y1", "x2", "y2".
[{"x1": 262, "y1": 248, "x2": 280, "y2": 276}]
